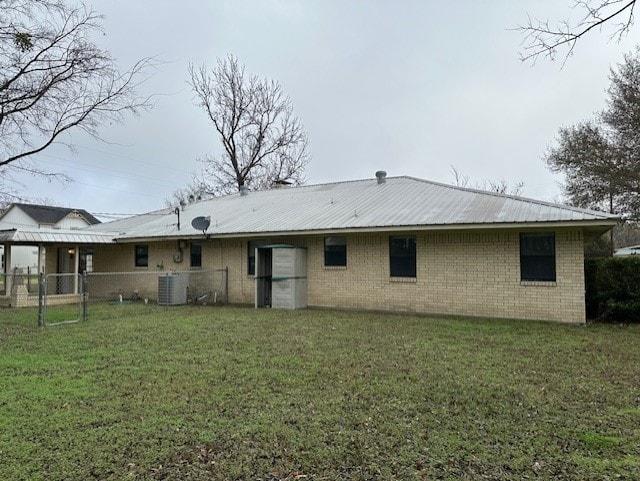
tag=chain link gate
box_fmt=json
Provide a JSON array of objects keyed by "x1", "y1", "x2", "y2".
[
  {"x1": 35, "y1": 268, "x2": 228, "y2": 326},
  {"x1": 38, "y1": 272, "x2": 88, "y2": 326}
]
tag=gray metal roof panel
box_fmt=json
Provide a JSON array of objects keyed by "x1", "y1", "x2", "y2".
[
  {"x1": 85, "y1": 176, "x2": 619, "y2": 240},
  {"x1": 0, "y1": 229, "x2": 115, "y2": 244}
]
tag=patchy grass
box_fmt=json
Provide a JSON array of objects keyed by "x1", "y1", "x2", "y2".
[{"x1": 0, "y1": 305, "x2": 639, "y2": 480}]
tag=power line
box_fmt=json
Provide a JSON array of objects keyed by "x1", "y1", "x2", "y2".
[
  {"x1": 36, "y1": 152, "x2": 188, "y2": 191},
  {"x1": 73, "y1": 144, "x2": 194, "y2": 174},
  {"x1": 93, "y1": 211, "x2": 168, "y2": 217},
  {"x1": 70, "y1": 179, "x2": 168, "y2": 199}
]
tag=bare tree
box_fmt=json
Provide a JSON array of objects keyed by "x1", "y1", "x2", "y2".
[
  {"x1": 188, "y1": 55, "x2": 310, "y2": 196},
  {"x1": 165, "y1": 181, "x2": 212, "y2": 209},
  {"x1": 613, "y1": 221, "x2": 640, "y2": 246},
  {"x1": 450, "y1": 166, "x2": 525, "y2": 196},
  {"x1": 0, "y1": 0, "x2": 154, "y2": 192},
  {"x1": 0, "y1": 190, "x2": 55, "y2": 210},
  {"x1": 517, "y1": 1, "x2": 637, "y2": 63},
  {"x1": 0, "y1": 193, "x2": 15, "y2": 211},
  {"x1": 450, "y1": 166, "x2": 470, "y2": 189}
]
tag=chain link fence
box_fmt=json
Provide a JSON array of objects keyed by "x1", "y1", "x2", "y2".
[
  {"x1": 85, "y1": 268, "x2": 228, "y2": 306},
  {"x1": 39, "y1": 273, "x2": 84, "y2": 326},
  {"x1": 3, "y1": 268, "x2": 228, "y2": 325},
  {"x1": 0, "y1": 267, "x2": 39, "y2": 296}
]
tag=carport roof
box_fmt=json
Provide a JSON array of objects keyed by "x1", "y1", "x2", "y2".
[{"x1": 0, "y1": 228, "x2": 115, "y2": 244}]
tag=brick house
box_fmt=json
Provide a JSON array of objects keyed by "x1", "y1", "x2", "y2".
[
  {"x1": 0, "y1": 173, "x2": 617, "y2": 320},
  {"x1": 73, "y1": 172, "x2": 615, "y2": 323}
]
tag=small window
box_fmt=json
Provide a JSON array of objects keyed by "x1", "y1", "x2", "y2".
[
  {"x1": 190, "y1": 243, "x2": 202, "y2": 268},
  {"x1": 390, "y1": 236, "x2": 416, "y2": 278},
  {"x1": 324, "y1": 236, "x2": 347, "y2": 267},
  {"x1": 520, "y1": 233, "x2": 556, "y2": 282},
  {"x1": 247, "y1": 240, "x2": 267, "y2": 275},
  {"x1": 135, "y1": 245, "x2": 148, "y2": 267},
  {"x1": 79, "y1": 247, "x2": 94, "y2": 273}
]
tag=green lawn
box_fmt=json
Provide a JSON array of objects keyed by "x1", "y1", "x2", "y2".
[{"x1": 1, "y1": 305, "x2": 639, "y2": 480}]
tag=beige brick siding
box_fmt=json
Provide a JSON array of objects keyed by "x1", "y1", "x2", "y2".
[
  {"x1": 305, "y1": 229, "x2": 585, "y2": 323},
  {"x1": 89, "y1": 228, "x2": 586, "y2": 323},
  {"x1": 89, "y1": 241, "x2": 226, "y2": 301}
]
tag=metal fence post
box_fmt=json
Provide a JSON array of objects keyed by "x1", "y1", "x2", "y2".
[
  {"x1": 37, "y1": 273, "x2": 44, "y2": 327},
  {"x1": 81, "y1": 271, "x2": 88, "y2": 322},
  {"x1": 225, "y1": 266, "x2": 229, "y2": 304},
  {"x1": 165, "y1": 271, "x2": 169, "y2": 309}
]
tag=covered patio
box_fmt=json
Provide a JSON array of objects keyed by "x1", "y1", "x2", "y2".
[{"x1": 0, "y1": 228, "x2": 115, "y2": 307}]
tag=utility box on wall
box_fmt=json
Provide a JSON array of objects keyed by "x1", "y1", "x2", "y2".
[{"x1": 255, "y1": 245, "x2": 307, "y2": 309}]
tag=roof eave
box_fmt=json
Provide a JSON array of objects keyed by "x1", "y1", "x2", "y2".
[
  {"x1": 113, "y1": 235, "x2": 202, "y2": 244},
  {"x1": 0, "y1": 229, "x2": 116, "y2": 244},
  {"x1": 111, "y1": 219, "x2": 619, "y2": 242}
]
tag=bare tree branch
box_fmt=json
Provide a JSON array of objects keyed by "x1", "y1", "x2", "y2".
[
  {"x1": 450, "y1": 165, "x2": 470, "y2": 188},
  {"x1": 165, "y1": 178, "x2": 213, "y2": 208},
  {"x1": 0, "y1": 0, "x2": 155, "y2": 196},
  {"x1": 449, "y1": 165, "x2": 524, "y2": 196},
  {"x1": 517, "y1": 1, "x2": 637, "y2": 64}
]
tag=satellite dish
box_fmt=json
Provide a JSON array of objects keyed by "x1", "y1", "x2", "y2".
[{"x1": 191, "y1": 216, "x2": 211, "y2": 234}]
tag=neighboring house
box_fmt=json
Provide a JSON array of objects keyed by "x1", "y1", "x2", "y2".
[
  {"x1": 614, "y1": 245, "x2": 640, "y2": 257},
  {"x1": 0, "y1": 173, "x2": 618, "y2": 322},
  {"x1": 0, "y1": 203, "x2": 100, "y2": 230},
  {"x1": 0, "y1": 203, "x2": 100, "y2": 271}
]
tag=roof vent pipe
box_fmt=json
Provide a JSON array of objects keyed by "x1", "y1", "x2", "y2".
[
  {"x1": 273, "y1": 179, "x2": 292, "y2": 189},
  {"x1": 239, "y1": 185, "x2": 249, "y2": 196},
  {"x1": 375, "y1": 170, "x2": 387, "y2": 184}
]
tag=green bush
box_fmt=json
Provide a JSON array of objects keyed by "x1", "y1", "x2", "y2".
[
  {"x1": 584, "y1": 233, "x2": 612, "y2": 258},
  {"x1": 585, "y1": 256, "x2": 640, "y2": 322}
]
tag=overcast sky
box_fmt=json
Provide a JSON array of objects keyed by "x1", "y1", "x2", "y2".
[{"x1": 14, "y1": 0, "x2": 640, "y2": 219}]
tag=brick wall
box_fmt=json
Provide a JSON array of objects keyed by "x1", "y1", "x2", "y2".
[
  {"x1": 90, "y1": 228, "x2": 586, "y2": 323},
  {"x1": 90, "y1": 241, "x2": 228, "y2": 302},
  {"x1": 305, "y1": 229, "x2": 585, "y2": 323}
]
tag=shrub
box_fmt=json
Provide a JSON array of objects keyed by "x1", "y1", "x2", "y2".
[{"x1": 585, "y1": 256, "x2": 640, "y2": 322}]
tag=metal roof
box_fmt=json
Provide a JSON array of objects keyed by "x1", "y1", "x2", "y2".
[
  {"x1": 87, "y1": 176, "x2": 618, "y2": 241},
  {"x1": 0, "y1": 228, "x2": 115, "y2": 244},
  {"x1": 0, "y1": 203, "x2": 101, "y2": 225},
  {"x1": 614, "y1": 245, "x2": 640, "y2": 257}
]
